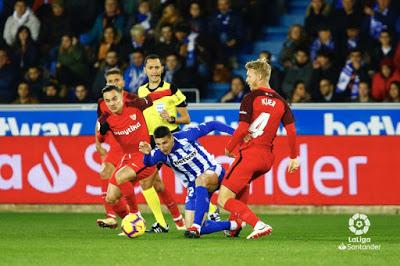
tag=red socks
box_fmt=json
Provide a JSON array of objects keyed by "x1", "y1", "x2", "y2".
[
  {"x1": 111, "y1": 198, "x2": 129, "y2": 218},
  {"x1": 109, "y1": 173, "x2": 139, "y2": 213},
  {"x1": 101, "y1": 179, "x2": 115, "y2": 218},
  {"x1": 224, "y1": 198, "x2": 260, "y2": 228},
  {"x1": 158, "y1": 188, "x2": 180, "y2": 219}
]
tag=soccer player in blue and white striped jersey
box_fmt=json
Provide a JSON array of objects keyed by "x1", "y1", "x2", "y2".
[{"x1": 139, "y1": 121, "x2": 243, "y2": 238}]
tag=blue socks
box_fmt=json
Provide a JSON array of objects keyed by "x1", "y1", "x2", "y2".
[
  {"x1": 193, "y1": 186, "x2": 209, "y2": 226},
  {"x1": 200, "y1": 220, "x2": 231, "y2": 235}
]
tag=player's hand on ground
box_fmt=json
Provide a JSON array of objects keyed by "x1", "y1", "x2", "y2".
[
  {"x1": 225, "y1": 148, "x2": 235, "y2": 158},
  {"x1": 288, "y1": 158, "x2": 299, "y2": 173},
  {"x1": 159, "y1": 110, "x2": 170, "y2": 121},
  {"x1": 139, "y1": 141, "x2": 152, "y2": 154}
]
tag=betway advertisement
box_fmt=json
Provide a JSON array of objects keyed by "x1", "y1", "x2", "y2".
[
  {"x1": 1, "y1": 136, "x2": 399, "y2": 205},
  {"x1": 1, "y1": 106, "x2": 399, "y2": 136}
]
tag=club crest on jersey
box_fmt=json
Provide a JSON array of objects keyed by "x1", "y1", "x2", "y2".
[
  {"x1": 130, "y1": 114, "x2": 137, "y2": 120},
  {"x1": 261, "y1": 98, "x2": 276, "y2": 107}
]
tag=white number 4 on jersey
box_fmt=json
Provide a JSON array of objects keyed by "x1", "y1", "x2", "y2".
[{"x1": 248, "y1": 112, "x2": 270, "y2": 138}]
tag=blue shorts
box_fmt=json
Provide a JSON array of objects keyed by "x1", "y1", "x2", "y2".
[{"x1": 185, "y1": 164, "x2": 225, "y2": 211}]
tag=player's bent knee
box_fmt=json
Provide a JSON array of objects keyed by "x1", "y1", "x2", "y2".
[{"x1": 105, "y1": 194, "x2": 117, "y2": 204}]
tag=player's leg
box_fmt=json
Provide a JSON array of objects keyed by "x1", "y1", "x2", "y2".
[
  {"x1": 152, "y1": 172, "x2": 184, "y2": 230},
  {"x1": 139, "y1": 172, "x2": 168, "y2": 229},
  {"x1": 218, "y1": 149, "x2": 273, "y2": 239},
  {"x1": 96, "y1": 161, "x2": 118, "y2": 228}
]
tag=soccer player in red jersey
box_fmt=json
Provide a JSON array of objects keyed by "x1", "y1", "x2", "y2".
[
  {"x1": 217, "y1": 58, "x2": 300, "y2": 239},
  {"x1": 97, "y1": 83, "x2": 176, "y2": 227},
  {"x1": 97, "y1": 68, "x2": 184, "y2": 232}
]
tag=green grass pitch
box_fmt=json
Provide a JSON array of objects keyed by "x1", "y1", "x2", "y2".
[{"x1": 0, "y1": 213, "x2": 399, "y2": 266}]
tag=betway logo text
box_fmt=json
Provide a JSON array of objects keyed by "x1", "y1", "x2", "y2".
[
  {"x1": 0, "y1": 117, "x2": 82, "y2": 136},
  {"x1": 324, "y1": 113, "x2": 400, "y2": 135},
  {"x1": 114, "y1": 122, "x2": 141, "y2": 135}
]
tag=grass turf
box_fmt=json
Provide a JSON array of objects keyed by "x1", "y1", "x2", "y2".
[{"x1": 0, "y1": 213, "x2": 398, "y2": 266}]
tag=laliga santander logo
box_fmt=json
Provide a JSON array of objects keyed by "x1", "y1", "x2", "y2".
[
  {"x1": 348, "y1": 213, "x2": 370, "y2": 236},
  {"x1": 28, "y1": 140, "x2": 77, "y2": 193}
]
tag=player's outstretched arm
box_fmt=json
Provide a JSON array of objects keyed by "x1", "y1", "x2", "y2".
[{"x1": 176, "y1": 121, "x2": 235, "y2": 142}]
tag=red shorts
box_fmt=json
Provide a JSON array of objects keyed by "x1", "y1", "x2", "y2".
[
  {"x1": 222, "y1": 145, "x2": 274, "y2": 194},
  {"x1": 119, "y1": 152, "x2": 157, "y2": 181},
  {"x1": 103, "y1": 145, "x2": 124, "y2": 167}
]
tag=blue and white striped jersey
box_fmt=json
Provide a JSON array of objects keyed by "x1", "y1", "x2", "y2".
[{"x1": 143, "y1": 121, "x2": 234, "y2": 187}]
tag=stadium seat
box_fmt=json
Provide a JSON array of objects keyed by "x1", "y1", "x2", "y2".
[
  {"x1": 279, "y1": 14, "x2": 304, "y2": 27},
  {"x1": 262, "y1": 27, "x2": 288, "y2": 41},
  {"x1": 253, "y1": 41, "x2": 283, "y2": 55}
]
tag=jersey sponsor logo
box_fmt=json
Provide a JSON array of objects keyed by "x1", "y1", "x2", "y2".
[
  {"x1": 113, "y1": 122, "x2": 142, "y2": 135},
  {"x1": 0, "y1": 117, "x2": 82, "y2": 136},
  {"x1": 27, "y1": 140, "x2": 77, "y2": 193},
  {"x1": 173, "y1": 150, "x2": 197, "y2": 166},
  {"x1": 261, "y1": 98, "x2": 276, "y2": 107}
]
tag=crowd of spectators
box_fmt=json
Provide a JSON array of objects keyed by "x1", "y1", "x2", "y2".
[
  {"x1": 276, "y1": 0, "x2": 400, "y2": 103},
  {"x1": 0, "y1": 0, "x2": 272, "y2": 103}
]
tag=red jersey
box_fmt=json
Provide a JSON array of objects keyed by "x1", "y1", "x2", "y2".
[
  {"x1": 240, "y1": 87, "x2": 294, "y2": 147},
  {"x1": 227, "y1": 87, "x2": 297, "y2": 158},
  {"x1": 98, "y1": 93, "x2": 153, "y2": 154}
]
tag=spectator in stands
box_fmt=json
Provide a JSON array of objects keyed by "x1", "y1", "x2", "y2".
[
  {"x1": 219, "y1": 76, "x2": 246, "y2": 103},
  {"x1": 394, "y1": 41, "x2": 400, "y2": 70},
  {"x1": 174, "y1": 22, "x2": 191, "y2": 64},
  {"x1": 336, "y1": 48, "x2": 369, "y2": 101},
  {"x1": 362, "y1": 0, "x2": 399, "y2": 40},
  {"x1": 188, "y1": 1, "x2": 206, "y2": 35},
  {"x1": 279, "y1": 24, "x2": 309, "y2": 69},
  {"x1": 281, "y1": 47, "x2": 313, "y2": 98},
  {"x1": 41, "y1": 81, "x2": 63, "y2": 103},
  {"x1": 39, "y1": 0, "x2": 72, "y2": 51},
  {"x1": 370, "y1": 30, "x2": 395, "y2": 71},
  {"x1": 371, "y1": 59, "x2": 400, "y2": 101},
  {"x1": 385, "y1": 81, "x2": 400, "y2": 102},
  {"x1": 330, "y1": 0, "x2": 364, "y2": 39},
  {"x1": 3, "y1": 0, "x2": 40, "y2": 46},
  {"x1": 125, "y1": 0, "x2": 154, "y2": 35},
  {"x1": 304, "y1": 0, "x2": 331, "y2": 38},
  {"x1": 122, "y1": 24, "x2": 155, "y2": 59},
  {"x1": 0, "y1": 47, "x2": 18, "y2": 103},
  {"x1": 164, "y1": 52, "x2": 196, "y2": 88},
  {"x1": 212, "y1": 61, "x2": 231, "y2": 83},
  {"x1": 355, "y1": 81, "x2": 374, "y2": 102},
  {"x1": 56, "y1": 33, "x2": 89, "y2": 88},
  {"x1": 208, "y1": 0, "x2": 243, "y2": 66},
  {"x1": 12, "y1": 25, "x2": 38, "y2": 71},
  {"x1": 314, "y1": 78, "x2": 337, "y2": 102},
  {"x1": 309, "y1": 49, "x2": 339, "y2": 98},
  {"x1": 24, "y1": 65, "x2": 46, "y2": 98},
  {"x1": 92, "y1": 50, "x2": 120, "y2": 98},
  {"x1": 80, "y1": 0, "x2": 124, "y2": 45},
  {"x1": 290, "y1": 80, "x2": 312, "y2": 103},
  {"x1": 124, "y1": 49, "x2": 147, "y2": 93},
  {"x1": 310, "y1": 24, "x2": 336, "y2": 61},
  {"x1": 154, "y1": 24, "x2": 179, "y2": 58},
  {"x1": 155, "y1": 3, "x2": 183, "y2": 37},
  {"x1": 259, "y1": 50, "x2": 282, "y2": 93},
  {"x1": 336, "y1": 22, "x2": 366, "y2": 65},
  {"x1": 70, "y1": 84, "x2": 93, "y2": 103},
  {"x1": 12, "y1": 81, "x2": 38, "y2": 104},
  {"x1": 93, "y1": 26, "x2": 121, "y2": 68},
  {"x1": 63, "y1": 1, "x2": 100, "y2": 36}
]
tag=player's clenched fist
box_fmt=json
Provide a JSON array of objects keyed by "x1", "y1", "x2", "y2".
[{"x1": 139, "y1": 141, "x2": 152, "y2": 154}]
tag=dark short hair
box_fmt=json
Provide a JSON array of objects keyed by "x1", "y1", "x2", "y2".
[
  {"x1": 154, "y1": 126, "x2": 171, "y2": 139},
  {"x1": 101, "y1": 84, "x2": 122, "y2": 94},
  {"x1": 144, "y1": 54, "x2": 161, "y2": 65},
  {"x1": 105, "y1": 67, "x2": 123, "y2": 78}
]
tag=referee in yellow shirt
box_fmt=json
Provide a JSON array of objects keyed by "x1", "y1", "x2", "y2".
[
  {"x1": 138, "y1": 54, "x2": 190, "y2": 233},
  {"x1": 138, "y1": 54, "x2": 190, "y2": 138}
]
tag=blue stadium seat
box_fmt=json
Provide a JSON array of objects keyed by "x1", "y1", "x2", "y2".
[
  {"x1": 262, "y1": 26, "x2": 288, "y2": 41},
  {"x1": 253, "y1": 41, "x2": 283, "y2": 55},
  {"x1": 238, "y1": 54, "x2": 258, "y2": 64},
  {"x1": 232, "y1": 69, "x2": 247, "y2": 80},
  {"x1": 280, "y1": 14, "x2": 304, "y2": 27}
]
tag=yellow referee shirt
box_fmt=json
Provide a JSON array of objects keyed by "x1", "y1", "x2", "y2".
[{"x1": 138, "y1": 81, "x2": 187, "y2": 135}]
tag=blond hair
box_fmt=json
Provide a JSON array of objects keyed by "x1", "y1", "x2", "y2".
[{"x1": 245, "y1": 58, "x2": 271, "y2": 81}]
